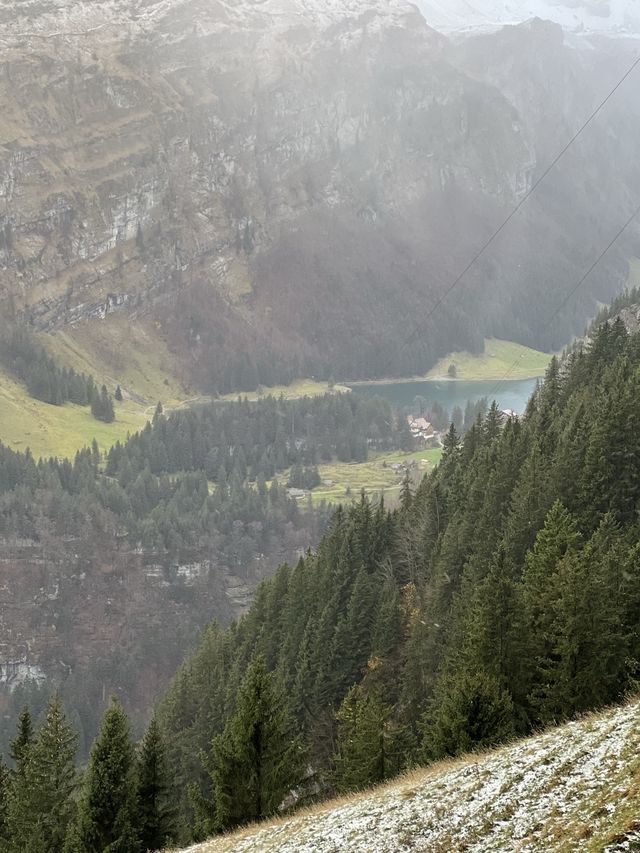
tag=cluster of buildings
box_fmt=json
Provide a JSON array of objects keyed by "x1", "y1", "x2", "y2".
[{"x1": 407, "y1": 415, "x2": 441, "y2": 448}]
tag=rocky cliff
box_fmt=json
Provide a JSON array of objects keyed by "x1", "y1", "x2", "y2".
[{"x1": 2, "y1": 0, "x2": 636, "y2": 389}]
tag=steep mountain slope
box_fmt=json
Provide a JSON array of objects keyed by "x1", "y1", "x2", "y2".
[
  {"x1": 157, "y1": 316, "x2": 640, "y2": 846},
  {"x1": 179, "y1": 698, "x2": 640, "y2": 852},
  {"x1": 445, "y1": 20, "x2": 640, "y2": 345},
  {"x1": 417, "y1": 0, "x2": 640, "y2": 36},
  {"x1": 1, "y1": 0, "x2": 639, "y2": 391},
  {"x1": 0, "y1": 391, "x2": 411, "y2": 758}
]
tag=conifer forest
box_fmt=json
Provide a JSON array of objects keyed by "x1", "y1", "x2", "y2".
[{"x1": 3, "y1": 0, "x2": 640, "y2": 850}]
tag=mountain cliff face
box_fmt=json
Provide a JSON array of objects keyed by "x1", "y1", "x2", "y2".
[
  {"x1": 446, "y1": 19, "x2": 640, "y2": 347},
  {"x1": 417, "y1": 0, "x2": 640, "y2": 36},
  {"x1": 2, "y1": 0, "x2": 637, "y2": 389}
]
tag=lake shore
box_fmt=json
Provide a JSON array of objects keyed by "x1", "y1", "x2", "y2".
[
  {"x1": 346, "y1": 340, "x2": 550, "y2": 386},
  {"x1": 351, "y1": 375, "x2": 541, "y2": 416},
  {"x1": 346, "y1": 372, "x2": 544, "y2": 387}
]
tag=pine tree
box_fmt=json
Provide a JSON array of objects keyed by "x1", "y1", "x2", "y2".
[
  {"x1": 6, "y1": 697, "x2": 77, "y2": 853},
  {"x1": 137, "y1": 717, "x2": 175, "y2": 852},
  {"x1": 208, "y1": 657, "x2": 302, "y2": 830},
  {"x1": 67, "y1": 699, "x2": 139, "y2": 853}
]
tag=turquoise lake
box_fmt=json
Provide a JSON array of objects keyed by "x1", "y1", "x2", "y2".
[{"x1": 350, "y1": 377, "x2": 540, "y2": 415}]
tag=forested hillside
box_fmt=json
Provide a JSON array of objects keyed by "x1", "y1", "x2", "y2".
[
  {"x1": 155, "y1": 318, "x2": 640, "y2": 845},
  {"x1": 5, "y1": 318, "x2": 640, "y2": 851},
  {"x1": 0, "y1": 392, "x2": 406, "y2": 759}
]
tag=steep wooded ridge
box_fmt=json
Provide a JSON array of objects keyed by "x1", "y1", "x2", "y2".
[
  {"x1": 181, "y1": 699, "x2": 640, "y2": 852},
  {"x1": 3, "y1": 311, "x2": 640, "y2": 852},
  {"x1": 157, "y1": 317, "x2": 640, "y2": 846},
  {"x1": 1, "y1": 1, "x2": 639, "y2": 389}
]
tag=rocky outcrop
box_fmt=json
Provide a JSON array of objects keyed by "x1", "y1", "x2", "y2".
[
  {"x1": 0, "y1": 527, "x2": 304, "y2": 747},
  {"x1": 0, "y1": 660, "x2": 45, "y2": 691}
]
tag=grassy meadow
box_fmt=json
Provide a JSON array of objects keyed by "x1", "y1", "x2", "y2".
[
  {"x1": 0, "y1": 370, "x2": 149, "y2": 459},
  {"x1": 426, "y1": 338, "x2": 550, "y2": 381},
  {"x1": 0, "y1": 326, "x2": 549, "y2": 462},
  {"x1": 300, "y1": 448, "x2": 442, "y2": 506}
]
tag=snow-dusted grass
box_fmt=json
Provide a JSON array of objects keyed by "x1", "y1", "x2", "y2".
[{"x1": 175, "y1": 698, "x2": 640, "y2": 853}]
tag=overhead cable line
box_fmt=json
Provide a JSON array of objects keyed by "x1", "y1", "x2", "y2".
[
  {"x1": 397, "y1": 51, "x2": 640, "y2": 356},
  {"x1": 486, "y1": 201, "x2": 640, "y2": 403}
]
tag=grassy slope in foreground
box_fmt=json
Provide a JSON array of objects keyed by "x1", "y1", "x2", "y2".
[
  {"x1": 427, "y1": 338, "x2": 550, "y2": 381},
  {"x1": 179, "y1": 699, "x2": 640, "y2": 853}
]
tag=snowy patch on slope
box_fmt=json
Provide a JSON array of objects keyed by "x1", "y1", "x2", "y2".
[
  {"x1": 416, "y1": 0, "x2": 640, "y2": 36},
  {"x1": 182, "y1": 699, "x2": 640, "y2": 852}
]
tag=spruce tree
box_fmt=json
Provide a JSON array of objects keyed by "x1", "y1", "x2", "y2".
[
  {"x1": 333, "y1": 684, "x2": 401, "y2": 793},
  {"x1": 10, "y1": 706, "x2": 34, "y2": 771},
  {"x1": 422, "y1": 671, "x2": 515, "y2": 761},
  {"x1": 137, "y1": 717, "x2": 175, "y2": 852},
  {"x1": 621, "y1": 541, "x2": 640, "y2": 684},
  {"x1": 520, "y1": 501, "x2": 581, "y2": 724},
  {"x1": 208, "y1": 657, "x2": 302, "y2": 830},
  {"x1": 552, "y1": 516, "x2": 627, "y2": 716},
  {"x1": 91, "y1": 385, "x2": 115, "y2": 423},
  {"x1": 458, "y1": 546, "x2": 524, "y2": 715},
  {"x1": 6, "y1": 697, "x2": 77, "y2": 853},
  {"x1": 399, "y1": 472, "x2": 413, "y2": 510},
  {"x1": 0, "y1": 759, "x2": 9, "y2": 843},
  {"x1": 67, "y1": 699, "x2": 139, "y2": 853}
]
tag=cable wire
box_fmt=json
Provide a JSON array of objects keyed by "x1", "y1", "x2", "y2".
[
  {"x1": 398, "y1": 51, "x2": 640, "y2": 354},
  {"x1": 486, "y1": 201, "x2": 640, "y2": 403}
]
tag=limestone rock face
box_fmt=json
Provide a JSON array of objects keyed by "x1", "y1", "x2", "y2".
[{"x1": 0, "y1": 0, "x2": 638, "y2": 382}]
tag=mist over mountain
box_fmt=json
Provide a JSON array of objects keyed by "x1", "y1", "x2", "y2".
[
  {"x1": 1, "y1": 0, "x2": 639, "y2": 390},
  {"x1": 417, "y1": 0, "x2": 640, "y2": 36}
]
